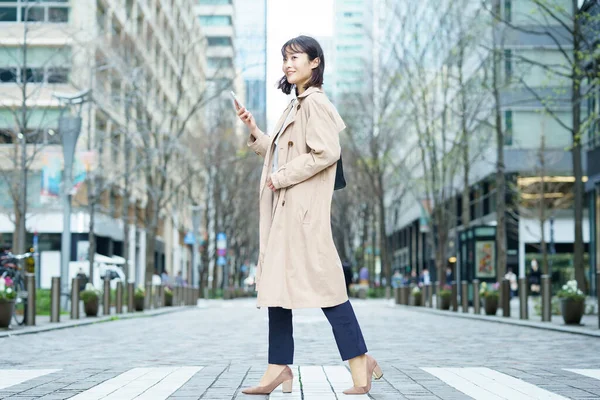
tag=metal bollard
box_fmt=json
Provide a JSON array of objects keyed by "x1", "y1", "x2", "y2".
[
  {"x1": 116, "y1": 282, "x2": 123, "y2": 314},
  {"x1": 473, "y1": 279, "x2": 480, "y2": 314},
  {"x1": 25, "y1": 274, "x2": 36, "y2": 326},
  {"x1": 145, "y1": 282, "x2": 152, "y2": 309},
  {"x1": 461, "y1": 281, "x2": 469, "y2": 313},
  {"x1": 159, "y1": 285, "x2": 165, "y2": 307},
  {"x1": 103, "y1": 277, "x2": 111, "y2": 316},
  {"x1": 152, "y1": 285, "x2": 162, "y2": 308},
  {"x1": 71, "y1": 277, "x2": 80, "y2": 319},
  {"x1": 435, "y1": 282, "x2": 441, "y2": 309},
  {"x1": 519, "y1": 277, "x2": 528, "y2": 320},
  {"x1": 597, "y1": 272, "x2": 600, "y2": 329},
  {"x1": 451, "y1": 282, "x2": 458, "y2": 312},
  {"x1": 394, "y1": 287, "x2": 401, "y2": 305},
  {"x1": 502, "y1": 279, "x2": 510, "y2": 317},
  {"x1": 427, "y1": 283, "x2": 433, "y2": 308},
  {"x1": 51, "y1": 277, "x2": 61, "y2": 323},
  {"x1": 385, "y1": 286, "x2": 391, "y2": 300},
  {"x1": 127, "y1": 283, "x2": 134, "y2": 313},
  {"x1": 402, "y1": 285, "x2": 410, "y2": 305},
  {"x1": 541, "y1": 274, "x2": 551, "y2": 322}
]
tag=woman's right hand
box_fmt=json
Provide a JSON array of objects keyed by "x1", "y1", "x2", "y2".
[{"x1": 237, "y1": 106, "x2": 258, "y2": 138}]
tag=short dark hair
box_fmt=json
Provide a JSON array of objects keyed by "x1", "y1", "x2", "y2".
[{"x1": 278, "y1": 35, "x2": 325, "y2": 95}]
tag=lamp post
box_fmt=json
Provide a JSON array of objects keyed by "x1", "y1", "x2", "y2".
[
  {"x1": 191, "y1": 205, "x2": 203, "y2": 288},
  {"x1": 53, "y1": 89, "x2": 91, "y2": 310}
]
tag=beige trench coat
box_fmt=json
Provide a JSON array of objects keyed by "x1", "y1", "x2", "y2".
[{"x1": 247, "y1": 86, "x2": 349, "y2": 309}]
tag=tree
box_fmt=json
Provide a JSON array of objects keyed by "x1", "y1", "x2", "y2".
[
  {"x1": 0, "y1": 4, "x2": 70, "y2": 254},
  {"x1": 491, "y1": 0, "x2": 594, "y2": 291}
]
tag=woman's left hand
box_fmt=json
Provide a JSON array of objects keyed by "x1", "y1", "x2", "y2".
[{"x1": 267, "y1": 177, "x2": 276, "y2": 192}]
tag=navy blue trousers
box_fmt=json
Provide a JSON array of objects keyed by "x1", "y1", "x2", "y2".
[{"x1": 268, "y1": 300, "x2": 368, "y2": 365}]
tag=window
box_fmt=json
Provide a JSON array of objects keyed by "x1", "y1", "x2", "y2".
[
  {"x1": 504, "y1": 49, "x2": 512, "y2": 82},
  {"x1": 48, "y1": 7, "x2": 68, "y2": 23},
  {"x1": 0, "y1": 1, "x2": 69, "y2": 23},
  {"x1": 0, "y1": 7, "x2": 18, "y2": 22},
  {"x1": 504, "y1": 0, "x2": 511, "y2": 22},
  {"x1": 21, "y1": 6, "x2": 44, "y2": 22},
  {"x1": 207, "y1": 36, "x2": 232, "y2": 46},
  {"x1": 0, "y1": 68, "x2": 17, "y2": 83},
  {"x1": 198, "y1": 15, "x2": 231, "y2": 26},
  {"x1": 504, "y1": 110, "x2": 513, "y2": 146},
  {"x1": 22, "y1": 67, "x2": 44, "y2": 83},
  {"x1": 47, "y1": 67, "x2": 69, "y2": 84}
]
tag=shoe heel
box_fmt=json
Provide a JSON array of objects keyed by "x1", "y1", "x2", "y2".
[
  {"x1": 282, "y1": 379, "x2": 293, "y2": 393},
  {"x1": 372, "y1": 365, "x2": 383, "y2": 380}
]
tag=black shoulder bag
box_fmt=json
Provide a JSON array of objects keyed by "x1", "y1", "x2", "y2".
[{"x1": 334, "y1": 155, "x2": 346, "y2": 191}]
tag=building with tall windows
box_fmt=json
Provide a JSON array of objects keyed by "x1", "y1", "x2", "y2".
[
  {"x1": 385, "y1": 0, "x2": 586, "y2": 290},
  {"x1": 0, "y1": 0, "x2": 207, "y2": 288},
  {"x1": 332, "y1": 0, "x2": 371, "y2": 101}
]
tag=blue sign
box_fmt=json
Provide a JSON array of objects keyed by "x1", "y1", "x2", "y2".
[
  {"x1": 217, "y1": 232, "x2": 226, "y2": 241},
  {"x1": 184, "y1": 231, "x2": 195, "y2": 245},
  {"x1": 217, "y1": 256, "x2": 226, "y2": 266}
]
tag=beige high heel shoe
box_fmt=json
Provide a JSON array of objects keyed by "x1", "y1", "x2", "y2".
[
  {"x1": 343, "y1": 354, "x2": 383, "y2": 395},
  {"x1": 242, "y1": 365, "x2": 294, "y2": 395}
]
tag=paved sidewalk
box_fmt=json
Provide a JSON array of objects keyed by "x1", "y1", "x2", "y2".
[
  {"x1": 395, "y1": 296, "x2": 600, "y2": 337},
  {"x1": 0, "y1": 305, "x2": 194, "y2": 338}
]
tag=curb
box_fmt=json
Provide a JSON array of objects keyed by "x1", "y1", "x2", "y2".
[
  {"x1": 0, "y1": 306, "x2": 197, "y2": 338},
  {"x1": 393, "y1": 304, "x2": 600, "y2": 338}
]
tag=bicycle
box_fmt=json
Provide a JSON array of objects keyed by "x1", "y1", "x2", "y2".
[{"x1": 0, "y1": 252, "x2": 33, "y2": 326}]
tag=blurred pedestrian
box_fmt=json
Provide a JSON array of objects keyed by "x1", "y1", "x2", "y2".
[
  {"x1": 445, "y1": 267, "x2": 454, "y2": 284},
  {"x1": 419, "y1": 268, "x2": 431, "y2": 285},
  {"x1": 239, "y1": 35, "x2": 381, "y2": 395},
  {"x1": 528, "y1": 259, "x2": 541, "y2": 295},
  {"x1": 504, "y1": 268, "x2": 518, "y2": 298}
]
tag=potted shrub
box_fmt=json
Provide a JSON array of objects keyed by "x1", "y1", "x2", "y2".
[
  {"x1": 439, "y1": 285, "x2": 452, "y2": 310},
  {"x1": 0, "y1": 276, "x2": 17, "y2": 328},
  {"x1": 480, "y1": 282, "x2": 500, "y2": 315},
  {"x1": 80, "y1": 283, "x2": 100, "y2": 317},
  {"x1": 410, "y1": 285, "x2": 423, "y2": 306},
  {"x1": 134, "y1": 287, "x2": 145, "y2": 311},
  {"x1": 557, "y1": 280, "x2": 585, "y2": 325},
  {"x1": 164, "y1": 287, "x2": 173, "y2": 307}
]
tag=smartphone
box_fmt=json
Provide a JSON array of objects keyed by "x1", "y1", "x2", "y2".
[{"x1": 230, "y1": 91, "x2": 244, "y2": 111}]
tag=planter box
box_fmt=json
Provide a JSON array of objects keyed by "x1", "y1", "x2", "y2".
[
  {"x1": 0, "y1": 300, "x2": 14, "y2": 328},
  {"x1": 440, "y1": 296, "x2": 451, "y2": 310},
  {"x1": 560, "y1": 297, "x2": 585, "y2": 325},
  {"x1": 134, "y1": 296, "x2": 145, "y2": 312},
  {"x1": 484, "y1": 296, "x2": 498, "y2": 315},
  {"x1": 84, "y1": 298, "x2": 99, "y2": 317},
  {"x1": 410, "y1": 293, "x2": 422, "y2": 306},
  {"x1": 165, "y1": 294, "x2": 173, "y2": 307}
]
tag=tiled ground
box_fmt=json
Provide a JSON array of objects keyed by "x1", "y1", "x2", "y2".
[{"x1": 1, "y1": 299, "x2": 599, "y2": 399}]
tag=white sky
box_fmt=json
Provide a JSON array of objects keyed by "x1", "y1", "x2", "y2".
[{"x1": 265, "y1": 0, "x2": 334, "y2": 133}]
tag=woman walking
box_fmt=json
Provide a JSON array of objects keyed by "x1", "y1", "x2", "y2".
[{"x1": 236, "y1": 35, "x2": 382, "y2": 396}]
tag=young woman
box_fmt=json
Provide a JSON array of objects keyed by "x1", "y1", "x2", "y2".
[{"x1": 236, "y1": 35, "x2": 382, "y2": 396}]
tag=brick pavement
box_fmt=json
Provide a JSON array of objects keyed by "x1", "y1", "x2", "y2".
[{"x1": 0, "y1": 299, "x2": 599, "y2": 399}]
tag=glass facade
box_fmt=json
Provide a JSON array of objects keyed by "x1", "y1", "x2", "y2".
[{"x1": 0, "y1": 1, "x2": 69, "y2": 23}]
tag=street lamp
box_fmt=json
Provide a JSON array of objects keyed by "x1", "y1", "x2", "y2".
[{"x1": 53, "y1": 89, "x2": 91, "y2": 310}]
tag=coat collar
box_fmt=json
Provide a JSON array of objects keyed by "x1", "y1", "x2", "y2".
[{"x1": 296, "y1": 86, "x2": 323, "y2": 99}]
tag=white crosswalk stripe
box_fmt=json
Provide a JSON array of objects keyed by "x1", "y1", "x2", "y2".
[
  {"x1": 70, "y1": 367, "x2": 203, "y2": 400},
  {"x1": 422, "y1": 367, "x2": 569, "y2": 400},
  {"x1": 564, "y1": 369, "x2": 600, "y2": 381},
  {"x1": 1, "y1": 366, "x2": 597, "y2": 398},
  {"x1": 0, "y1": 369, "x2": 59, "y2": 390}
]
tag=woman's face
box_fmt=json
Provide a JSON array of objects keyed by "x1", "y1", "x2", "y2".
[{"x1": 282, "y1": 48, "x2": 319, "y2": 87}]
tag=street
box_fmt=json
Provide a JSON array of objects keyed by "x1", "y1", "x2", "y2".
[{"x1": 1, "y1": 299, "x2": 599, "y2": 399}]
